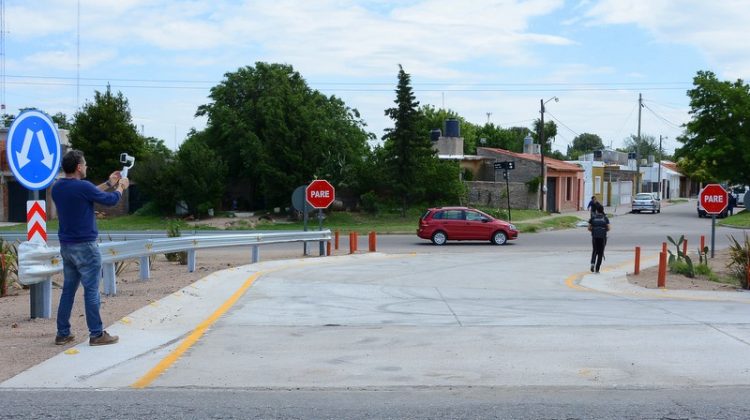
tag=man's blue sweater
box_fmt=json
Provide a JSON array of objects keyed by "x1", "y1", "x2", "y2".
[{"x1": 51, "y1": 178, "x2": 122, "y2": 243}]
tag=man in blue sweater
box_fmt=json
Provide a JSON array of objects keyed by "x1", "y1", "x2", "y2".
[{"x1": 51, "y1": 149, "x2": 129, "y2": 346}]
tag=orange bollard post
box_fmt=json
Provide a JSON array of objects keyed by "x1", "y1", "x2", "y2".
[
  {"x1": 683, "y1": 239, "x2": 687, "y2": 257},
  {"x1": 662, "y1": 242, "x2": 667, "y2": 255},
  {"x1": 634, "y1": 246, "x2": 641, "y2": 275},
  {"x1": 349, "y1": 232, "x2": 355, "y2": 254},
  {"x1": 334, "y1": 230, "x2": 340, "y2": 250},
  {"x1": 351, "y1": 232, "x2": 358, "y2": 253},
  {"x1": 657, "y1": 252, "x2": 667, "y2": 288},
  {"x1": 368, "y1": 231, "x2": 377, "y2": 252},
  {"x1": 326, "y1": 241, "x2": 331, "y2": 256},
  {"x1": 700, "y1": 235, "x2": 705, "y2": 252}
]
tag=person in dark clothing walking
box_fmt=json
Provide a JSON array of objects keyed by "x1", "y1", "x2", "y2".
[
  {"x1": 51, "y1": 149, "x2": 129, "y2": 346},
  {"x1": 588, "y1": 203, "x2": 610, "y2": 273},
  {"x1": 728, "y1": 193, "x2": 736, "y2": 216},
  {"x1": 586, "y1": 195, "x2": 598, "y2": 218}
]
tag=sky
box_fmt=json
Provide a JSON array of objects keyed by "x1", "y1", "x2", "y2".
[{"x1": 3, "y1": 0, "x2": 750, "y2": 156}]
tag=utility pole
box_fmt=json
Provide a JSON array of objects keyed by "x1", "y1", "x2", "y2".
[
  {"x1": 539, "y1": 97, "x2": 559, "y2": 212},
  {"x1": 540, "y1": 99, "x2": 546, "y2": 211},
  {"x1": 636, "y1": 93, "x2": 643, "y2": 193},
  {"x1": 657, "y1": 135, "x2": 664, "y2": 199}
]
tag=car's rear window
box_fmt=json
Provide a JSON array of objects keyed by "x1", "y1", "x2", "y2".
[
  {"x1": 421, "y1": 210, "x2": 432, "y2": 220},
  {"x1": 635, "y1": 194, "x2": 652, "y2": 200}
]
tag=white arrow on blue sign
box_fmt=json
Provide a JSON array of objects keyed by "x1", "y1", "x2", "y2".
[{"x1": 6, "y1": 110, "x2": 61, "y2": 191}]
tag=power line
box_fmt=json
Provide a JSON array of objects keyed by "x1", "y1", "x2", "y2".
[
  {"x1": 544, "y1": 111, "x2": 580, "y2": 138},
  {"x1": 643, "y1": 104, "x2": 683, "y2": 129}
]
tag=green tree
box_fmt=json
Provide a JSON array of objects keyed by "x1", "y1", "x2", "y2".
[
  {"x1": 566, "y1": 133, "x2": 604, "y2": 159},
  {"x1": 532, "y1": 119, "x2": 558, "y2": 155},
  {"x1": 130, "y1": 136, "x2": 176, "y2": 214},
  {"x1": 1, "y1": 109, "x2": 70, "y2": 129},
  {"x1": 195, "y1": 62, "x2": 371, "y2": 209},
  {"x1": 382, "y1": 65, "x2": 435, "y2": 215},
  {"x1": 623, "y1": 134, "x2": 659, "y2": 160},
  {"x1": 675, "y1": 70, "x2": 750, "y2": 184},
  {"x1": 70, "y1": 85, "x2": 145, "y2": 182},
  {"x1": 173, "y1": 133, "x2": 227, "y2": 217}
]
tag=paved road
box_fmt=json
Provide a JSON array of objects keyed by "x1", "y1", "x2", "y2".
[{"x1": 2, "y1": 200, "x2": 749, "y2": 418}]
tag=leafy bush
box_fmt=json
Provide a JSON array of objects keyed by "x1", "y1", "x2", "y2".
[
  {"x1": 360, "y1": 191, "x2": 380, "y2": 215},
  {"x1": 165, "y1": 219, "x2": 187, "y2": 265},
  {"x1": 667, "y1": 235, "x2": 694, "y2": 278},
  {"x1": 526, "y1": 176, "x2": 541, "y2": 193},
  {"x1": 727, "y1": 233, "x2": 750, "y2": 289},
  {"x1": 133, "y1": 201, "x2": 162, "y2": 217},
  {"x1": 0, "y1": 238, "x2": 18, "y2": 297}
]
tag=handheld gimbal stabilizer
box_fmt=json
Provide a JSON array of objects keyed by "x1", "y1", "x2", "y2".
[{"x1": 120, "y1": 153, "x2": 135, "y2": 178}]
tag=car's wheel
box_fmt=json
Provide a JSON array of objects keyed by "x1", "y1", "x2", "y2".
[
  {"x1": 491, "y1": 231, "x2": 507, "y2": 245},
  {"x1": 431, "y1": 231, "x2": 447, "y2": 245}
]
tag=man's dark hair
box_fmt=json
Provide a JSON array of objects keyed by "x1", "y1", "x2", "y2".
[
  {"x1": 595, "y1": 203, "x2": 605, "y2": 214},
  {"x1": 61, "y1": 149, "x2": 85, "y2": 174}
]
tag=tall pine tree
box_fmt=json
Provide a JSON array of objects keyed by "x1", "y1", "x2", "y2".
[{"x1": 382, "y1": 65, "x2": 434, "y2": 215}]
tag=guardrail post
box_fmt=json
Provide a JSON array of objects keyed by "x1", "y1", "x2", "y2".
[
  {"x1": 326, "y1": 241, "x2": 331, "y2": 256},
  {"x1": 634, "y1": 246, "x2": 641, "y2": 275},
  {"x1": 369, "y1": 231, "x2": 377, "y2": 252},
  {"x1": 349, "y1": 232, "x2": 355, "y2": 254},
  {"x1": 102, "y1": 262, "x2": 117, "y2": 296},
  {"x1": 29, "y1": 279, "x2": 52, "y2": 319},
  {"x1": 187, "y1": 250, "x2": 197, "y2": 273},
  {"x1": 334, "y1": 230, "x2": 340, "y2": 250},
  {"x1": 657, "y1": 252, "x2": 667, "y2": 288},
  {"x1": 139, "y1": 256, "x2": 150, "y2": 280},
  {"x1": 251, "y1": 245, "x2": 260, "y2": 263}
]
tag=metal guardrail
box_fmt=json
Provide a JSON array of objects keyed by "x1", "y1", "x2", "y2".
[{"x1": 18, "y1": 230, "x2": 332, "y2": 318}]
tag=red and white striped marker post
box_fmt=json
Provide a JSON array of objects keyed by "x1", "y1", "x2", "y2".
[{"x1": 27, "y1": 200, "x2": 47, "y2": 244}]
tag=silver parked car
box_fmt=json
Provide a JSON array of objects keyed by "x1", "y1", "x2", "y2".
[{"x1": 631, "y1": 192, "x2": 661, "y2": 214}]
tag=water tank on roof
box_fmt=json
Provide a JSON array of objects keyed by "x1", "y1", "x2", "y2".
[
  {"x1": 430, "y1": 129, "x2": 441, "y2": 142},
  {"x1": 445, "y1": 119, "x2": 460, "y2": 137}
]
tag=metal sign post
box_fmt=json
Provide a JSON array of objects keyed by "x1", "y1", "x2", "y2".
[
  {"x1": 493, "y1": 161, "x2": 515, "y2": 222},
  {"x1": 6, "y1": 110, "x2": 61, "y2": 319}
]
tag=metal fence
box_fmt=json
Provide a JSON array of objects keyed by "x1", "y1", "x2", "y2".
[{"x1": 18, "y1": 230, "x2": 332, "y2": 318}]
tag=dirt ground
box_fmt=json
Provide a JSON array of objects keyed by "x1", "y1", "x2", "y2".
[
  {"x1": 0, "y1": 253, "x2": 251, "y2": 383},
  {"x1": 0, "y1": 247, "x2": 745, "y2": 384},
  {"x1": 626, "y1": 249, "x2": 745, "y2": 291}
]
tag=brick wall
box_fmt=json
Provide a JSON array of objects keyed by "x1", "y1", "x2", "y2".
[{"x1": 466, "y1": 181, "x2": 539, "y2": 210}]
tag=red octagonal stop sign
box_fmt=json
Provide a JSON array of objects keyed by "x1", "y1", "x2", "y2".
[
  {"x1": 699, "y1": 184, "x2": 729, "y2": 215},
  {"x1": 306, "y1": 179, "x2": 335, "y2": 209}
]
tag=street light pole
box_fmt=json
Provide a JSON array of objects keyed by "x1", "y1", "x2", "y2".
[
  {"x1": 539, "y1": 96, "x2": 558, "y2": 212},
  {"x1": 657, "y1": 135, "x2": 666, "y2": 199}
]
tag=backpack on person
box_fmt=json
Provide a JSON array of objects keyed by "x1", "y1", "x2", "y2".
[{"x1": 590, "y1": 214, "x2": 608, "y2": 239}]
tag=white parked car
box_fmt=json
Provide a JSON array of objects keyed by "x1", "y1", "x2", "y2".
[{"x1": 631, "y1": 193, "x2": 661, "y2": 214}]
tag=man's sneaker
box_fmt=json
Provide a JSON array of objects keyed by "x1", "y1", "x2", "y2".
[
  {"x1": 89, "y1": 331, "x2": 119, "y2": 346},
  {"x1": 590, "y1": 264, "x2": 595, "y2": 272},
  {"x1": 55, "y1": 335, "x2": 75, "y2": 345}
]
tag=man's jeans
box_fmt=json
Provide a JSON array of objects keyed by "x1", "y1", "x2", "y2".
[{"x1": 57, "y1": 242, "x2": 103, "y2": 338}]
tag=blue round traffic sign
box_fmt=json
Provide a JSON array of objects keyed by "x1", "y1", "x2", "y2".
[{"x1": 6, "y1": 110, "x2": 61, "y2": 191}]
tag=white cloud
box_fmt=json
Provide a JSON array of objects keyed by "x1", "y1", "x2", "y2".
[{"x1": 583, "y1": 0, "x2": 750, "y2": 79}]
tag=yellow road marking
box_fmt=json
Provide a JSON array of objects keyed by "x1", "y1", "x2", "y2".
[
  {"x1": 131, "y1": 271, "x2": 262, "y2": 389},
  {"x1": 130, "y1": 253, "x2": 410, "y2": 389}
]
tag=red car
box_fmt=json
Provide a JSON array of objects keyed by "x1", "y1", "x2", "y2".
[{"x1": 417, "y1": 207, "x2": 519, "y2": 245}]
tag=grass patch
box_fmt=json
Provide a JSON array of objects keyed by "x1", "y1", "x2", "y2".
[
  {"x1": 718, "y1": 208, "x2": 750, "y2": 228},
  {"x1": 0, "y1": 207, "x2": 580, "y2": 235},
  {"x1": 515, "y1": 216, "x2": 581, "y2": 233}
]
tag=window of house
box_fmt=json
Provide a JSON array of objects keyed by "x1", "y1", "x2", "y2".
[{"x1": 566, "y1": 177, "x2": 572, "y2": 201}]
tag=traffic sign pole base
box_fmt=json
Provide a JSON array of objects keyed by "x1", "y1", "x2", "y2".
[{"x1": 30, "y1": 279, "x2": 52, "y2": 319}]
